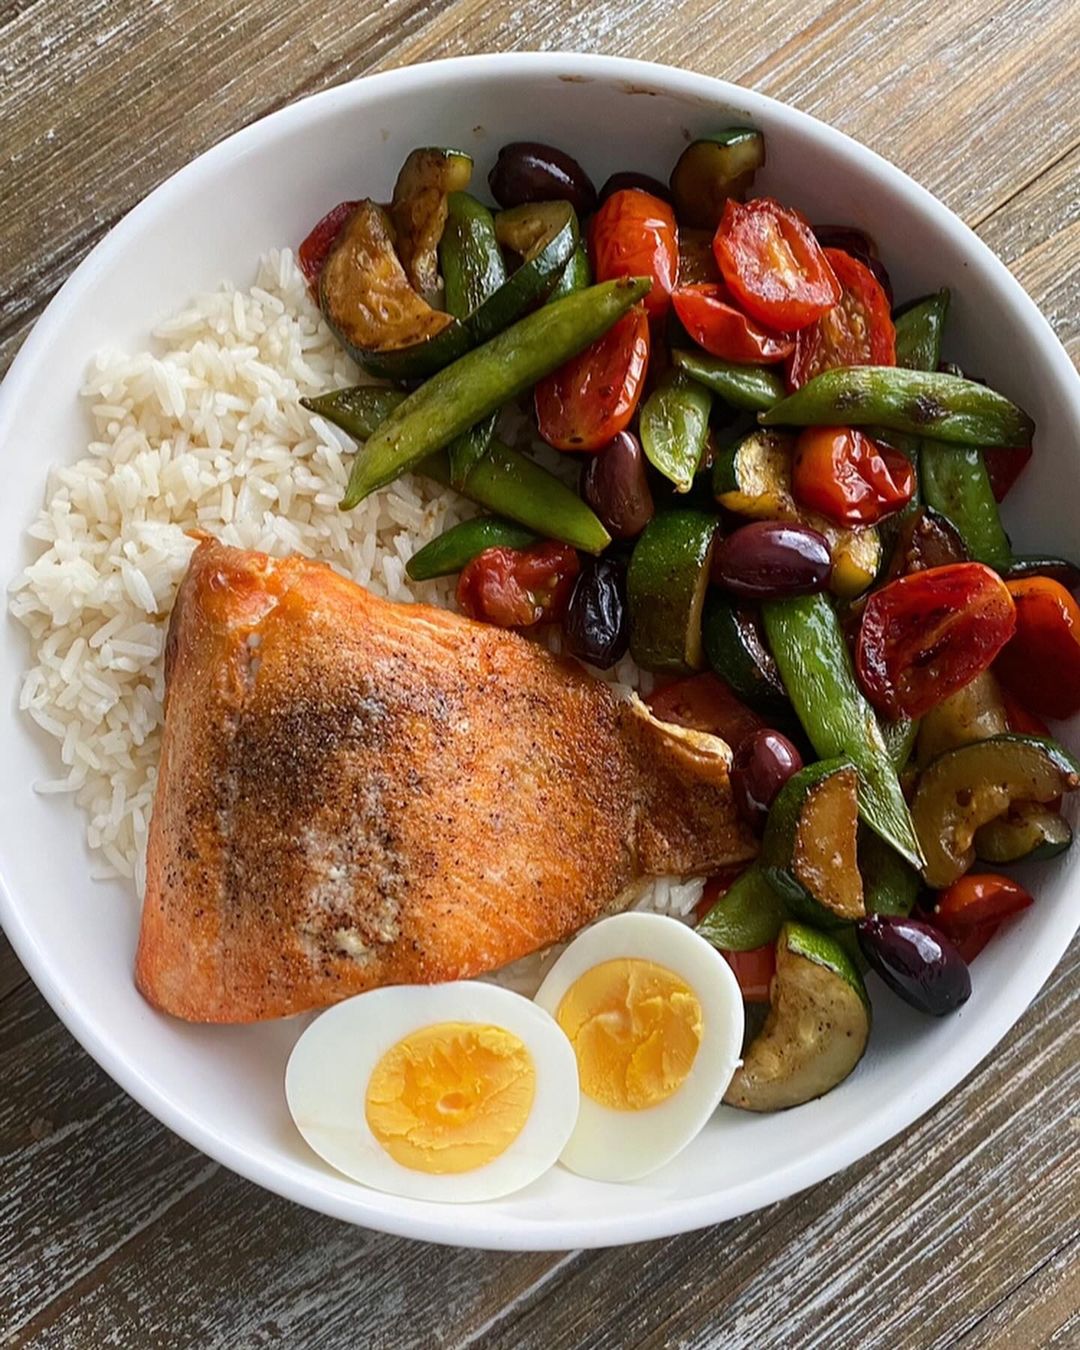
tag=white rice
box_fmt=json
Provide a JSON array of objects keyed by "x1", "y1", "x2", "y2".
[{"x1": 9, "y1": 248, "x2": 700, "y2": 991}]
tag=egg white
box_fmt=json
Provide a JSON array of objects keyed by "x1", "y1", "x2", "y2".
[
  {"x1": 534, "y1": 912, "x2": 744, "y2": 1182},
  {"x1": 285, "y1": 981, "x2": 580, "y2": 1202}
]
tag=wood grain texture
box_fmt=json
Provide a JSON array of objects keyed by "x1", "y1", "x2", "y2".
[{"x1": 1, "y1": 0, "x2": 1078, "y2": 1345}]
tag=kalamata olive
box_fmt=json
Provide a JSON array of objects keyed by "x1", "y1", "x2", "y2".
[
  {"x1": 712, "y1": 522, "x2": 832, "y2": 599},
  {"x1": 857, "y1": 915, "x2": 972, "y2": 1016},
  {"x1": 599, "y1": 171, "x2": 672, "y2": 204},
  {"x1": 731, "y1": 729, "x2": 803, "y2": 830},
  {"x1": 488, "y1": 141, "x2": 598, "y2": 216},
  {"x1": 563, "y1": 558, "x2": 629, "y2": 669},
  {"x1": 581, "y1": 431, "x2": 655, "y2": 540}
]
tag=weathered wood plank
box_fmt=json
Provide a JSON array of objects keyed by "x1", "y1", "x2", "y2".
[
  {"x1": 957, "y1": 1234, "x2": 1080, "y2": 1349},
  {"x1": 976, "y1": 143, "x2": 1080, "y2": 363},
  {"x1": 0, "y1": 935, "x2": 28, "y2": 1005}
]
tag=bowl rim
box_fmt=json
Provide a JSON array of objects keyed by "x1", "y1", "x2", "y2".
[{"x1": 2, "y1": 49, "x2": 1078, "y2": 1252}]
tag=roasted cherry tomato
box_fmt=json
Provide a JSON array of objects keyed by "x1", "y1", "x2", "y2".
[
  {"x1": 712, "y1": 197, "x2": 840, "y2": 332},
  {"x1": 589, "y1": 189, "x2": 679, "y2": 323},
  {"x1": 670, "y1": 283, "x2": 793, "y2": 364},
  {"x1": 983, "y1": 445, "x2": 1032, "y2": 502},
  {"x1": 950, "y1": 920, "x2": 1000, "y2": 963},
  {"x1": 457, "y1": 542, "x2": 580, "y2": 628},
  {"x1": 721, "y1": 944, "x2": 776, "y2": 1003},
  {"x1": 646, "y1": 672, "x2": 765, "y2": 752},
  {"x1": 786, "y1": 248, "x2": 896, "y2": 389},
  {"x1": 931, "y1": 873, "x2": 1033, "y2": 936},
  {"x1": 1000, "y1": 687, "x2": 1052, "y2": 739},
  {"x1": 856, "y1": 562, "x2": 1017, "y2": 720},
  {"x1": 792, "y1": 426, "x2": 915, "y2": 526},
  {"x1": 995, "y1": 577, "x2": 1080, "y2": 719},
  {"x1": 535, "y1": 306, "x2": 650, "y2": 451},
  {"x1": 298, "y1": 200, "x2": 360, "y2": 293}
]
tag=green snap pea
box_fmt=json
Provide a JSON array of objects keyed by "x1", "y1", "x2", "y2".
[
  {"x1": 405, "y1": 517, "x2": 537, "y2": 581},
  {"x1": 920, "y1": 443, "x2": 1012, "y2": 570},
  {"x1": 761, "y1": 366, "x2": 1034, "y2": 448},
  {"x1": 342, "y1": 277, "x2": 651, "y2": 508},
  {"x1": 695, "y1": 864, "x2": 787, "y2": 951},
  {"x1": 639, "y1": 370, "x2": 713, "y2": 492},
  {"x1": 671, "y1": 348, "x2": 785, "y2": 412}
]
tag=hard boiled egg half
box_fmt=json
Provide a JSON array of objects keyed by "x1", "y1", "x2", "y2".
[
  {"x1": 286, "y1": 982, "x2": 579, "y2": 1202},
  {"x1": 534, "y1": 912, "x2": 744, "y2": 1182}
]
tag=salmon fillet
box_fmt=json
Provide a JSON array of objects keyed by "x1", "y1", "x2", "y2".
[{"x1": 136, "y1": 538, "x2": 756, "y2": 1022}]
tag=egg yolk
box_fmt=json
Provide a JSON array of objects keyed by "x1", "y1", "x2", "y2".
[
  {"x1": 365, "y1": 1022, "x2": 535, "y2": 1174},
  {"x1": 556, "y1": 959, "x2": 703, "y2": 1111}
]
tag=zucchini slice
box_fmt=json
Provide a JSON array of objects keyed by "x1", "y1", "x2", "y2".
[
  {"x1": 319, "y1": 200, "x2": 469, "y2": 381},
  {"x1": 713, "y1": 429, "x2": 882, "y2": 598},
  {"x1": 702, "y1": 594, "x2": 789, "y2": 715},
  {"x1": 677, "y1": 228, "x2": 722, "y2": 285},
  {"x1": 627, "y1": 511, "x2": 717, "y2": 673},
  {"x1": 860, "y1": 829, "x2": 919, "y2": 917},
  {"x1": 670, "y1": 129, "x2": 766, "y2": 229},
  {"x1": 761, "y1": 759, "x2": 864, "y2": 927},
  {"x1": 724, "y1": 922, "x2": 870, "y2": 1112},
  {"x1": 389, "y1": 147, "x2": 473, "y2": 301},
  {"x1": 915, "y1": 670, "x2": 1009, "y2": 769},
  {"x1": 478, "y1": 201, "x2": 579, "y2": 338},
  {"x1": 912, "y1": 734, "x2": 1080, "y2": 887},
  {"x1": 974, "y1": 803, "x2": 1073, "y2": 864}
]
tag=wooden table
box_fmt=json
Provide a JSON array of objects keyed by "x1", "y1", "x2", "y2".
[{"x1": 2, "y1": 2, "x2": 1078, "y2": 1345}]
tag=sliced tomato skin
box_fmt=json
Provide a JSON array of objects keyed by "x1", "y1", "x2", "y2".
[
  {"x1": 995, "y1": 576, "x2": 1080, "y2": 719},
  {"x1": 646, "y1": 671, "x2": 765, "y2": 750},
  {"x1": 931, "y1": 873, "x2": 1033, "y2": 936},
  {"x1": 299, "y1": 200, "x2": 360, "y2": 293},
  {"x1": 792, "y1": 426, "x2": 915, "y2": 526},
  {"x1": 590, "y1": 189, "x2": 679, "y2": 323},
  {"x1": 950, "y1": 919, "x2": 1000, "y2": 963},
  {"x1": 535, "y1": 307, "x2": 650, "y2": 451},
  {"x1": 984, "y1": 445, "x2": 1032, "y2": 502},
  {"x1": 670, "y1": 284, "x2": 794, "y2": 364},
  {"x1": 786, "y1": 248, "x2": 896, "y2": 390},
  {"x1": 721, "y1": 944, "x2": 776, "y2": 1002},
  {"x1": 457, "y1": 542, "x2": 580, "y2": 628},
  {"x1": 1000, "y1": 687, "x2": 1052, "y2": 739},
  {"x1": 712, "y1": 197, "x2": 841, "y2": 332},
  {"x1": 855, "y1": 562, "x2": 1017, "y2": 720}
]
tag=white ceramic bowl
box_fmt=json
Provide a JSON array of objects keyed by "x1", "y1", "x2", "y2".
[{"x1": 1, "y1": 53, "x2": 1077, "y2": 1252}]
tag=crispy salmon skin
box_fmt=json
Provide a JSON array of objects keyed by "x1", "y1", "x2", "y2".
[{"x1": 136, "y1": 539, "x2": 756, "y2": 1021}]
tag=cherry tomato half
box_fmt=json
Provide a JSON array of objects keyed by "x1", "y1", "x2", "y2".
[
  {"x1": 671, "y1": 284, "x2": 794, "y2": 364},
  {"x1": 590, "y1": 189, "x2": 679, "y2": 323},
  {"x1": 949, "y1": 919, "x2": 1000, "y2": 963},
  {"x1": 1000, "y1": 687, "x2": 1052, "y2": 739},
  {"x1": 298, "y1": 200, "x2": 360, "y2": 293},
  {"x1": 931, "y1": 873, "x2": 1033, "y2": 936},
  {"x1": 856, "y1": 562, "x2": 1017, "y2": 720},
  {"x1": 712, "y1": 197, "x2": 840, "y2": 332},
  {"x1": 535, "y1": 306, "x2": 650, "y2": 451},
  {"x1": 457, "y1": 542, "x2": 580, "y2": 628},
  {"x1": 994, "y1": 576, "x2": 1080, "y2": 719},
  {"x1": 646, "y1": 672, "x2": 765, "y2": 751},
  {"x1": 792, "y1": 426, "x2": 915, "y2": 526},
  {"x1": 786, "y1": 248, "x2": 896, "y2": 390},
  {"x1": 721, "y1": 944, "x2": 776, "y2": 1003},
  {"x1": 982, "y1": 445, "x2": 1033, "y2": 503}
]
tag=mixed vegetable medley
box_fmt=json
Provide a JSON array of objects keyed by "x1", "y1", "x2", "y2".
[{"x1": 296, "y1": 129, "x2": 1080, "y2": 1112}]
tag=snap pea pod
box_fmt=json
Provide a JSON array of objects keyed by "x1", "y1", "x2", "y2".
[
  {"x1": 639, "y1": 370, "x2": 713, "y2": 492},
  {"x1": 695, "y1": 864, "x2": 787, "y2": 951},
  {"x1": 671, "y1": 348, "x2": 785, "y2": 412},
  {"x1": 343, "y1": 276, "x2": 651, "y2": 508},
  {"x1": 761, "y1": 366, "x2": 1034, "y2": 449},
  {"x1": 762, "y1": 593, "x2": 925, "y2": 868},
  {"x1": 859, "y1": 830, "x2": 920, "y2": 917},
  {"x1": 881, "y1": 716, "x2": 919, "y2": 772},
  {"x1": 893, "y1": 290, "x2": 949, "y2": 372},
  {"x1": 439, "y1": 193, "x2": 506, "y2": 486},
  {"x1": 920, "y1": 442, "x2": 1012, "y2": 569},
  {"x1": 405, "y1": 517, "x2": 537, "y2": 581},
  {"x1": 302, "y1": 386, "x2": 611, "y2": 552}
]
